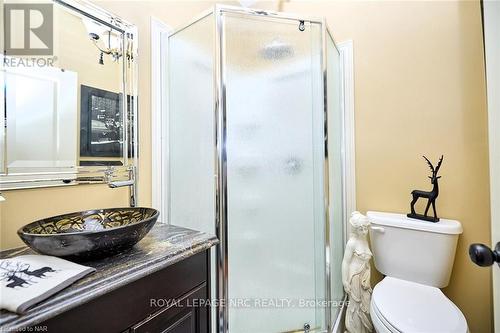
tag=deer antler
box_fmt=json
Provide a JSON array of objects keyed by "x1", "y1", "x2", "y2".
[
  {"x1": 434, "y1": 155, "x2": 444, "y2": 175},
  {"x1": 423, "y1": 156, "x2": 435, "y2": 174}
]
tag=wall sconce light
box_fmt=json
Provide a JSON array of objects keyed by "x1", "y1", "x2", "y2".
[
  {"x1": 88, "y1": 30, "x2": 122, "y2": 65},
  {"x1": 84, "y1": 17, "x2": 124, "y2": 65}
]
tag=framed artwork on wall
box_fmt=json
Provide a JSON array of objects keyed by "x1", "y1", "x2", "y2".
[{"x1": 80, "y1": 85, "x2": 123, "y2": 159}]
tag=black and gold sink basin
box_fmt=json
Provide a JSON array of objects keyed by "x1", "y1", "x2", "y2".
[{"x1": 17, "y1": 207, "x2": 159, "y2": 260}]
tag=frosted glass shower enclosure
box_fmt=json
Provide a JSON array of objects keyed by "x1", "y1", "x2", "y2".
[{"x1": 168, "y1": 5, "x2": 344, "y2": 333}]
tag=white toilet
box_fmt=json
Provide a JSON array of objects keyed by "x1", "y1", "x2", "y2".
[{"x1": 367, "y1": 211, "x2": 468, "y2": 333}]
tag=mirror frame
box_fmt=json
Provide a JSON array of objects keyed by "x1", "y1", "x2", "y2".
[{"x1": 0, "y1": 0, "x2": 139, "y2": 199}]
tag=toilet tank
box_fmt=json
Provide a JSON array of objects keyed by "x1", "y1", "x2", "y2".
[{"x1": 367, "y1": 211, "x2": 463, "y2": 288}]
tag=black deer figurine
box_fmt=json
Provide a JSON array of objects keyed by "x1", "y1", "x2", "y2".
[{"x1": 407, "y1": 155, "x2": 443, "y2": 222}]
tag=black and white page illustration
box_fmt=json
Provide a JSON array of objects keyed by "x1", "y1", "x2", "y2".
[{"x1": 0, "y1": 255, "x2": 95, "y2": 314}]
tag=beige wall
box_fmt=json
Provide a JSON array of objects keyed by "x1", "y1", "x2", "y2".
[{"x1": 0, "y1": 0, "x2": 492, "y2": 331}]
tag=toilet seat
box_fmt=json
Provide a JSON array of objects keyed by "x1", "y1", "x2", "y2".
[
  {"x1": 371, "y1": 299, "x2": 400, "y2": 333},
  {"x1": 371, "y1": 277, "x2": 468, "y2": 333}
]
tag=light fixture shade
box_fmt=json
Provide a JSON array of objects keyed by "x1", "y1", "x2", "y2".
[
  {"x1": 83, "y1": 18, "x2": 122, "y2": 52},
  {"x1": 102, "y1": 30, "x2": 122, "y2": 51},
  {"x1": 82, "y1": 18, "x2": 107, "y2": 37}
]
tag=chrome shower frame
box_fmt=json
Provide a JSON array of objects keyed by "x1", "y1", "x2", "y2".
[{"x1": 169, "y1": 5, "x2": 343, "y2": 332}]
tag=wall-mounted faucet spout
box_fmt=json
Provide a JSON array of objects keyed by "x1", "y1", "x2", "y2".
[
  {"x1": 108, "y1": 179, "x2": 135, "y2": 188},
  {"x1": 105, "y1": 167, "x2": 137, "y2": 207}
]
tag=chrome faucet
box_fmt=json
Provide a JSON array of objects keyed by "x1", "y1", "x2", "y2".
[{"x1": 106, "y1": 166, "x2": 137, "y2": 207}]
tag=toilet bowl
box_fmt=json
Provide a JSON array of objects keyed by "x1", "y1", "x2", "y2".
[
  {"x1": 367, "y1": 211, "x2": 468, "y2": 333},
  {"x1": 370, "y1": 277, "x2": 468, "y2": 333}
]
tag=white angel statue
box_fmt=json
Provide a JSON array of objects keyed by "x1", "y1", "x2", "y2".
[{"x1": 342, "y1": 211, "x2": 374, "y2": 333}]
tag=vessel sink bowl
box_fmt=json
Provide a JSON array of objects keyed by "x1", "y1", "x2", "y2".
[{"x1": 18, "y1": 207, "x2": 159, "y2": 260}]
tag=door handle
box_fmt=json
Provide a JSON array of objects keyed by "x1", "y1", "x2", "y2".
[{"x1": 468, "y1": 242, "x2": 500, "y2": 267}]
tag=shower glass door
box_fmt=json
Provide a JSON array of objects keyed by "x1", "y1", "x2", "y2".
[{"x1": 222, "y1": 12, "x2": 326, "y2": 332}]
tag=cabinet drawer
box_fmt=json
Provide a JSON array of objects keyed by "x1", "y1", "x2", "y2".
[{"x1": 131, "y1": 284, "x2": 208, "y2": 333}]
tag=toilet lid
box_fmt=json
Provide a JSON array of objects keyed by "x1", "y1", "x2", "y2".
[{"x1": 372, "y1": 277, "x2": 467, "y2": 333}]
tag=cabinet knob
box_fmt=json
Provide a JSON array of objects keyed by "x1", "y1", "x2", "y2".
[{"x1": 468, "y1": 242, "x2": 500, "y2": 267}]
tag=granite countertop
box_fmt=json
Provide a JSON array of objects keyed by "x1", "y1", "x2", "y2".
[{"x1": 0, "y1": 224, "x2": 218, "y2": 331}]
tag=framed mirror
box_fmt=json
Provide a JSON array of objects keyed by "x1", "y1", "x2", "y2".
[{"x1": 0, "y1": 0, "x2": 138, "y2": 194}]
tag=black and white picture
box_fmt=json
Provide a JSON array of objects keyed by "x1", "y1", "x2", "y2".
[
  {"x1": 0, "y1": 255, "x2": 95, "y2": 314},
  {"x1": 0, "y1": 261, "x2": 55, "y2": 288},
  {"x1": 80, "y1": 85, "x2": 123, "y2": 159}
]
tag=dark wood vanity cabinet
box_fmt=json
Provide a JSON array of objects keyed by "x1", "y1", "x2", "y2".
[{"x1": 39, "y1": 251, "x2": 211, "y2": 333}]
